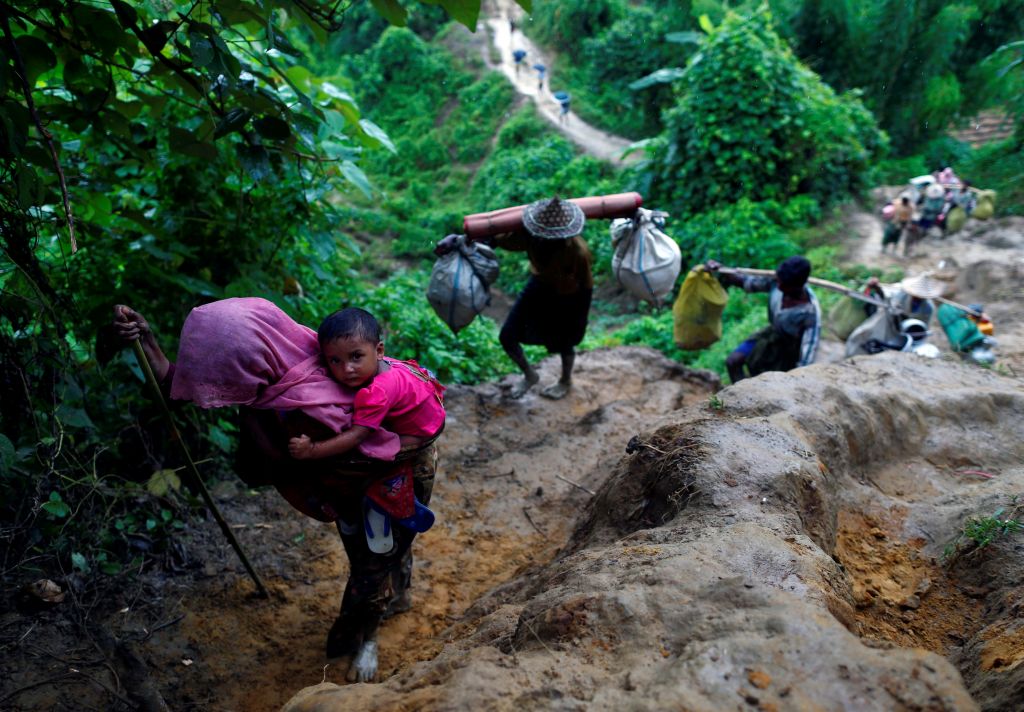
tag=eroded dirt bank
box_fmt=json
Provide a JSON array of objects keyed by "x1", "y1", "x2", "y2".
[{"x1": 283, "y1": 353, "x2": 1024, "y2": 711}]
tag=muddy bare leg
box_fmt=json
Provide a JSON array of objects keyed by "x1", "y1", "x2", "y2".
[
  {"x1": 726, "y1": 351, "x2": 748, "y2": 384},
  {"x1": 500, "y1": 331, "x2": 538, "y2": 398},
  {"x1": 541, "y1": 349, "x2": 575, "y2": 399}
]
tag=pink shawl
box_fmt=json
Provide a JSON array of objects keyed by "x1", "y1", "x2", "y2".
[{"x1": 170, "y1": 298, "x2": 400, "y2": 460}]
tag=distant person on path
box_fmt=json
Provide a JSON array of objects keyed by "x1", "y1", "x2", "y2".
[
  {"x1": 705, "y1": 256, "x2": 821, "y2": 384},
  {"x1": 513, "y1": 48, "x2": 527, "y2": 76},
  {"x1": 533, "y1": 63, "x2": 546, "y2": 92},
  {"x1": 864, "y1": 273, "x2": 942, "y2": 327},
  {"x1": 883, "y1": 195, "x2": 913, "y2": 253},
  {"x1": 436, "y1": 197, "x2": 593, "y2": 400},
  {"x1": 916, "y1": 183, "x2": 946, "y2": 239},
  {"x1": 554, "y1": 91, "x2": 571, "y2": 124},
  {"x1": 953, "y1": 181, "x2": 977, "y2": 216}
]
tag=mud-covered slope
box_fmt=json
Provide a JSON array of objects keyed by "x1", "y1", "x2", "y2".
[{"x1": 284, "y1": 353, "x2": 1024, "y2": 711}]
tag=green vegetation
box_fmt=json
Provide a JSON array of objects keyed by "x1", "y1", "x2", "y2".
[
  {"x1": 524, "y1": 0, "x2": 1024, "y2": 154},
  {"x1": 1, "y1": 0, "x2": 1020, "y2": 586},
  {"x1": 647, "y1": 12, "x2": 885, "y2": 211},
  {"x1": 943, "y1": 498, "x2": 1024, "y2": 564}
]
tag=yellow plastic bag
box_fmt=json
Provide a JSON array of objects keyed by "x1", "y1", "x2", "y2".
[
  {"x1": 673, "y1": 268, "x2": 728, "y2": 350},
  {"x1": 945, "y1": 206, "x2": 967, "y2": 233},
  {"x1": 828, "y1": 296, "x2": 869, "y2": 340},
  {"x1": 973, "y1": 198, "x2": 994, "y2": 220}
]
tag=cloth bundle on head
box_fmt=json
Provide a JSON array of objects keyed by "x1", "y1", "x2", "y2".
[
  {"x1": 776, "y1": 256, "x2": 811, "y2": 286},
  {"x1": 522, "y1": 196, "x2": 586, "y2": 239},
  {"x1": 170, "y1": 297, "x2": 400, "y2": 460},
  {"x1": 900, "y1": 273, "x2": 946, "y2": 299}
]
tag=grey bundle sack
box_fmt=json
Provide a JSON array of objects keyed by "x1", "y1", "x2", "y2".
[
  {"x1": 427, "y1": 235, "x2": 500, "y2": 333},
  {"x1": 610, "y1": 207, "x2": 681, "y2": 304}
]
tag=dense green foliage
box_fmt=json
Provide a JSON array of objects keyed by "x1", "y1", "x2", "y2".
[
  {"x1": 647, "y1": 12, "x2": 886, "y2": 213},
  {"x1": 525, "y1": 0, "x2": 1023, "y2": 154},
  {"x1": 1, "y1": 0, "x2": 1020, "y2": 587},
  {"x1": 781, "y1": 0, "x2": 1024, "y2": 151}
]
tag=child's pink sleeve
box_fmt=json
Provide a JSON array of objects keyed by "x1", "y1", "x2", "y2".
[{"x1": 352, "y1": 383, "x2": 389, "y2": 430}]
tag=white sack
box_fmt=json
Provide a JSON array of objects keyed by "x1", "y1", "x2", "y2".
[{"x1": 610, "y1": 208, "x2": 681, "y2": 304}]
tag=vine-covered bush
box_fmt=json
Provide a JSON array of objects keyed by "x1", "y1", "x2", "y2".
[{"x1": 649, "y1": 12, "x2": 886, "y2": 214}]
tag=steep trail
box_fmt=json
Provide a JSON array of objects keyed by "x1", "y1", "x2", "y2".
[
  {"x1": 480, "y1": 0, "x2": 636, "y2": 165},
  {"x1": 0, "y1": 349, "x2": 714, "y2": 711}
]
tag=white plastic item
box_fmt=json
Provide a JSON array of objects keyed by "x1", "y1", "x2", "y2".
[
  {"x1": 610, "y1": 208, "x2": 681, "y2": 304},
  {"x1": 427, "y1": 235, "x2": 500, "y2": 333},
  {"x1": 363, "y1": 500, "x2": 394, "y2": 555}
]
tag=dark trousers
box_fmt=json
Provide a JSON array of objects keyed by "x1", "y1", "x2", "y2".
[{"x1": 326, "y1": 447, "x2": 437, "y2": 657}]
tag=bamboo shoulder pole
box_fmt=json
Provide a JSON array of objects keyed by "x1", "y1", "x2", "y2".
[
  {"x1": 132, "y1": 341, "x2": 269, "y2": 598},
  {"x1": 715, "y1": 267, "x2": 983, "y2": 317}
]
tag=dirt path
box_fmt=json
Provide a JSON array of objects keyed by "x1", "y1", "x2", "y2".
[{"x1": 481, "y1": 0, "x2": 636, "y2": 165}]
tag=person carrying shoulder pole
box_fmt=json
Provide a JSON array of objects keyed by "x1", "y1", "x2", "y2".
[
  {"x1": 706, "y1": 256, "x2": 821, "y2": 384},
  {"x1": 436, "y1": 197, "x2": 593, "y2": 400}
]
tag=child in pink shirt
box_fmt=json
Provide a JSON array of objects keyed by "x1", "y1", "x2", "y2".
[{"x1": 288, "y1": 308, "x2": 445, "y2": 460}]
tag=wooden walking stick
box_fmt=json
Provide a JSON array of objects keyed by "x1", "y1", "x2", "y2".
[{"x1": 131, "y1": 341, "x2": 269, "y2": 598}]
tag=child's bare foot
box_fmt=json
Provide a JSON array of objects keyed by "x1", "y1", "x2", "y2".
[
  {"x1": 347, "y1": 640, "x2": 379, "y2": 683},
  {"x1": 540, "y1": 381, "x2": 571, "y2": 400},
  {"x1": 509, "y1": 372, "x2": 539, "y2": 399}
]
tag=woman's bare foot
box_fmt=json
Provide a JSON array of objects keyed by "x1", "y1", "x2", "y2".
[
  {"x1": 508, "y1": 371, "x2": 539, "y2": 399},
  {"x1": 539, "y1": 381, "x2": 571, "y2": 400}
]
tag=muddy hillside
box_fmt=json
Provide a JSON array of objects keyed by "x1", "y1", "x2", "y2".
[
  {"x1": 283, "y1": 353, "x2": 1024, "y2": 711},
  {"x1": 0, "y1": 347, "x2": 716, "y2": 711}
]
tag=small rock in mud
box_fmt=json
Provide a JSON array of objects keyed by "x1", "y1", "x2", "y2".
[
  {"x1": 900, "y1": 594, "x2": 922, "y2": 610},
  {"x1": 747, "y1": 668, "x2": 772, "y2": 689}
]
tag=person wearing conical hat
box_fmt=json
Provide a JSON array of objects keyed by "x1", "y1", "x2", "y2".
[
  {"x1": 436, "y1": 197, "x2": 593, "y2": 399},
  {"x1": 866, "y1": 272, "x2": 944, "y2": 326}
]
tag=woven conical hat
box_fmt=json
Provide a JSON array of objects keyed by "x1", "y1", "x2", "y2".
[
  {"x1": 522, "y1": 197, "x2": 585, "y2": 240},
  {"x1": 900, "y1": 272, "x2": 946, "y2": 299}
]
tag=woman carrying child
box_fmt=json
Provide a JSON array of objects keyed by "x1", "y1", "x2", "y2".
[{"x1": 112, "y1": 299, "x2": 444, "y2": 684}]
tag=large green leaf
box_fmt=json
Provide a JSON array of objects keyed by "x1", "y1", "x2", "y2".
[
  {"x1": 213, "y1": 108, "x2": 253, "y2": 139},
  {"x1": 71, "y1": 5, "x2": 126, "y2": 57},
  {"x1": 340, "y1": 160, "x2": 373, "y2": 198},
  {"x1": 236, "y1": 143, "x2": 273, "y2": 181},
  {"x1": 110, "y1": 0, "x2": 138, "y2": 28},
  {"x1": 254, "y1": 116, "x2": 291, "y2": 140},
  {"x1": 358, "y1": 119, "x2": 396, "y2": 153},
  {"x1": 15, "y1": 36, "x2": 57, "y2": 85},
  {"x1": 370, "y1": 0, "x2": 407, "y2": 26},
  {"x1": 438, "y1": 0, "x2": 480, "y2": 29},
  {"x1": 147, "y1": 469, "x2": 181, "y2": 497},
  {"x1": 188, "y1": 33, "x2": 215, "y2": 68},
  {"x1": 629, "y1": 67, "x2": 687, "y2": 90}
]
